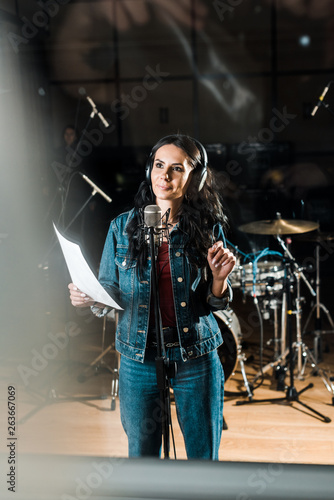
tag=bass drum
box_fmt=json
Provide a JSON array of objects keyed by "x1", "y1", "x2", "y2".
[{"x1": 214, "y1": 308, "x2": 242, "y2": 382}]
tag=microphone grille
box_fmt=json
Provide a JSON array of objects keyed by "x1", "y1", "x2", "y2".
[{"x1": 144, "y1": 205, "x2": 162, "y2": 228}]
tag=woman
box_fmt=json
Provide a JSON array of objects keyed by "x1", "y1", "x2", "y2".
[{"x1": 69, "y1": 134, "x2": 236, "y2": 459}]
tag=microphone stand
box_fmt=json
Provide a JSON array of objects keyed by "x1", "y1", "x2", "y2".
[
  {"x1": 28, "y1": 109, "x2": 113, "y2": 417},
  {"x1": 147, "y1": 225, "x2": 176, "y2": 459},
  {"x1": 42, "y1": 96, "x2": 112, "y2": 261},
  {"x1": 57, "y1": 99, "x2": 110, "y2": 235},
  {"x1": 41, "y1": 173, "x2": 112, "y2": 265},
  {"x1": 62, "y1": 172, "x2": 111, "y2": 236}
]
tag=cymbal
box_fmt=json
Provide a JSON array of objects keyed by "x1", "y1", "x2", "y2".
[
  {"x1": 238, "y1": 218, "x2": 319, "y2": 235},
  {"x1": 293, "y1": 231, "x2": 334, "y2": 243}
]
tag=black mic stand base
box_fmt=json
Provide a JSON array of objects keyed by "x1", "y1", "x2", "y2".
[{"x1": 235, "y1": 381, "x2": 331, "y2": 423}]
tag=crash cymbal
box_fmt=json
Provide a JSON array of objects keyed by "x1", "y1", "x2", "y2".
[{"x1": 238, "y1": 216, "x2": 319, "y2": 235}]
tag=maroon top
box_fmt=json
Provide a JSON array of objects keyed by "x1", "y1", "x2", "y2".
[{"x1": 149, "y1": 242, "x2": 177, "y2": 328}]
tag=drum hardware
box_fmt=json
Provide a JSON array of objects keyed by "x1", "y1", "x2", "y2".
[
  {"x1": 275, "y1": 236, "x2": 331, "y2": 379},
  {"x1": 214, "y1": 308, "x2": 253, "y2": 400},
  {"x1": 274, "y1": 364, "x2": 288, "y2": 392},
  {"x1": 236, "y1": 236, "x2": 331, "y2": 422},
  {"x1": 228, "y1": 240, "x2": 288, "y2": 381},
  {"x1": 232, "y1": 257, "x2": 287, "y2": 364},
  {"x1": 236, "y1": 213, "x2": 318, "y2": 358},
  {"x1": 252, "y1": 237, "x2": 331, "y2": 389},
  {"x1": 261, "y1": 297, "x2": 285, "y2": 361},
  {"x1": 252, "y1": 336, "x2": 334, "y2": 404},
  {"x1": 228, "y1": 230, "x2": 334, "y2": 406},
  {"x1": 232, "y1": 214, "x2": 319, "y2": 360},
  {"x1": 299, "y1": 236, "x2": 334, "y2": 363}
]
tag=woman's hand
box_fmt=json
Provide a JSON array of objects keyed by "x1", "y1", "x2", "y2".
[
  {"x1": 68, "y1": 283, "x2": 96, "y2": 308},
  {"x1": 207, "y1": 242, "x2": 236, "y2": 297}
]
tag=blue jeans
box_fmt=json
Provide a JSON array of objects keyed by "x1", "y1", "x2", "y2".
[{"x1": 119, "y1": 347, "x2": 224, "y2": 460}]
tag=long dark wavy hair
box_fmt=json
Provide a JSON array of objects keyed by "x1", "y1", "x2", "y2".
[{"x1": 126, "y1": 134, "x2": 228, "y2": 275}]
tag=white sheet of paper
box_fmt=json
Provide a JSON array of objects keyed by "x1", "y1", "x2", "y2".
[{"x1": 53, "y1": 223, "x2": 122, "y2": 310}]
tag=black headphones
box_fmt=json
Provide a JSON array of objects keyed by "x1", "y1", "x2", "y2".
[{"x1": 145, "y1": 135, "x2": 208, "y2": 192}]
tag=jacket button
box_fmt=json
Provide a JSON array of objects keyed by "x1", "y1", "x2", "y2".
[
  {"x1": 183, "y1": 327, "x2": 189, "y2": 333},
  {"x1": 177, "y1": 277, "x2": 183, "y2": 282},
  {"x1": 188, "y1": 350, "x2": 193, "y2": 356},
  {"x1": 175, "y1": 252, "x2": 181, "y2": 257},
  {"x1": 181, "y1": 301, "x2": 187, "y2": 307}
]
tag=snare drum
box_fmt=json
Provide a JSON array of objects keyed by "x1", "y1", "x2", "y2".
[{"x1": 214, "y1": 308, "x2": 242, "y2": 381}]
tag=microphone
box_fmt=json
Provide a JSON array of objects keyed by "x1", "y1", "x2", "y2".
[
  {"x1": 144, "y1": 205, "x2": 163, "y2": 248},
  {"x1": 86, "y1": 96, "x2": 110, "y2": 128},
  {"x1": 79, "y1": 173, "x2": 112, "y2": 203},
  {"x1": 311, "y1": 82, "x2": 331, "y2": 116}
]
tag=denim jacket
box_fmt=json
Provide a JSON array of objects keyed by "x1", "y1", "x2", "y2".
[{"x1": 97, "y1": 210, "x2": 231, "y2": 363}]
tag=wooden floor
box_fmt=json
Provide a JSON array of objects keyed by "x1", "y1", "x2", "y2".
[{"x1": 2, "y1": 288, "x2": 334, "y2": 466}]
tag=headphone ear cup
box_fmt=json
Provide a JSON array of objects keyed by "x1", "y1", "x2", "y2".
[
  {"x1": 192, "y1": 139, "x2": 208, "y2": 192},
  {"x1": 145, "y1": 153, "x2": 153, "y2": 186},
  {"x1": 198, "y1": 168, "x2": 207, "y2": 192}
]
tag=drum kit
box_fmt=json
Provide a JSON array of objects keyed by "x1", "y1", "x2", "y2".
[{"x1": 217, "y1": 212, "x2": 334, "y2": 417}]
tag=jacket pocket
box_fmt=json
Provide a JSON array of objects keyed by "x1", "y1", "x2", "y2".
[{"x1": 115, "y1": 253, "x2": 137, "y2": 295}]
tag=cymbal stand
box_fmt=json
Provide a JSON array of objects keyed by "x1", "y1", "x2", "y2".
[
  {"x1": 272, "y1": 299, "x2": 280, "y2": 360},
  {"x1": 274, "y1": 236, "x2": 315, "y2": 379},
  {"x1": 279, "y1": 239, "x2": 334, "y2": 402},
  {"x1": 293, "y1": 269, "x2": 304, "y2": 379},
  {"x1": 237, "y1": 243, "x2": 331, "y2": 423},
  {"x1": 288, "y1": 267, "x2": 328, "y2": 381},
  {"x1": 262, "y1": 296, "x2": 283, "y2": 360},
  {"x1": 252, "y1": 282, "x2": 288, "y2": 386},
  {"x1": 302, "y1": 242, "x2": 334, "y2": 363}
]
